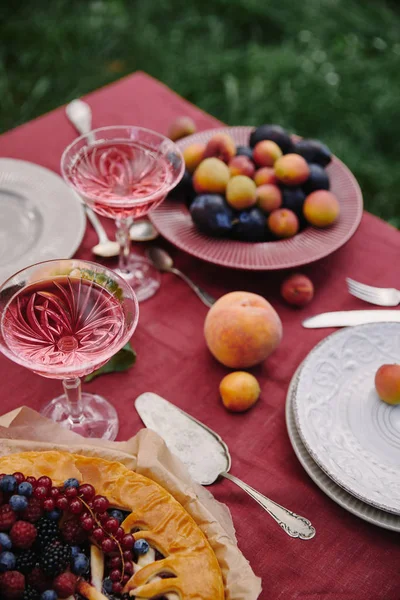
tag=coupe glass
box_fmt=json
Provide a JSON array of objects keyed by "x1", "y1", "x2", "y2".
[
  {"x1": 0, "y1": 259, "x2": 139, "y2": 440},
  {"x1": 61, "y1": 126, "x2": 185, "y2": 302}
]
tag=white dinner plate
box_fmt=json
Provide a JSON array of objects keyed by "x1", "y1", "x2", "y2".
[
  {"x1": 286, "y1": 361, "x2": 400, "y2": 532},
  {"x1": 0, "y1": 159, "x2": 86, "y2": 284},
  {"x1": 293, "y1": 322, "x2": 400, "y2": 514}
]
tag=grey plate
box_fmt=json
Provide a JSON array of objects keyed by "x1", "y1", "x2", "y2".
[
  {"x1": 0, "y1": 159, "x2": 86, "y2": 284},
  {"x1": 286, "y1": 360, "x2": 400, "y2": 532}
]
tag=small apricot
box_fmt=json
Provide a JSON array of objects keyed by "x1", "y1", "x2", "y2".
[
  {"x1": 193, "y1": 158, "x2": 230, "y2": 194},
  {"x1": 303, "y1": 190, "x2": 340, "y2": 228},
  {"x1": 254, "y1": 167, "x2": 278, "y2": 187},
  {"x1": 256, "y1": 184, "x2": 282, "y2": 213},
  {"x1": 183, "y1": 143, "x2": 206, "y2": 174},
  {"x1": 375, "y1": 364, "x2": 400, "y2": 405},
  {"x1": 226, "y1": 175, "x2": 257, "y2": 210},
  {"x1": 253, "y1": 140, "x2": 282, "y2": 167},
  {"x1": 268, "y1": 208, "x2": 299, "y2": 239},
  {"x1": 203, "y1": 133, "x2": 236, "y2": 163},
  {"x1": 274, "y1": 154, "x2": 310, "y2": 186},
  {"x1": 167, "y1": 116, "x2": 196, "y2": 141},
  {"x1": 219, "y1": 371, "x2": 261, "y2": 412},
  {"x1": 228, "y1": 155, "x2": 255, "y2": 178},
  {"x1": 281, "y1": 273, "x2": 314, "y2": 307}
]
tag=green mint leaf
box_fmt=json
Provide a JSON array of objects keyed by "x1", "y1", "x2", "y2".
[{"x1": 84, "y1": 342, "x2": 136, "y2": 382}]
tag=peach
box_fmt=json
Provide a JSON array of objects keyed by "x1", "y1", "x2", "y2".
[
  {"x1": 203, "y1": 133, "x2": 236, "y2": 163},
  {"x1": 274, "y1": 154, "x2": 310, "y2": 186},
  {"x1": 253, "y1": 140, "x2": 282, "y2": 167},
  {"x1": 204, "y1": 291, "x2": 282, "y2": 368},
  {"x1": 268, "y1": 208, "x2": 299, "y2": 238},
  {"x1": 167, "y1": 116, "x2": 196, "y2": 141},
  {"x1": 375, "y1": 364, "x2": 400, "y2": 405},
  {"x1": 281, "y1": 273, "x2": 314, "y2": 307},
  {"x1": 256, "y1": 184, "x2": 282, "y2": 213},
  {"x1": 193, "y1": 158, "x2": 230, "y2": 194},
  {"x1": 219, "y1": 371, "x2": 261, "y2": 413},
  {"x1": 226, "y1": 175, "x2": 257, "y2": 210},
  {"x1": 254, "y1": 167, "x2": 278, "y2": 187},
  {"x1": 303, "y1": 190, "x2": 340, "y2": 228},
  {"x1": 183, "y1": 143, "x2": 206, "y2": 174},
  {"x1": 228, "y1": 155, "x2": 255, "y2": 178}
]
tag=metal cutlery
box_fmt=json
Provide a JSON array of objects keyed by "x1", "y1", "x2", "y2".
[
  {"x1": 303, "y1": 309, "x2": 400, "y2": 328},
  {"x1": 135, "y1": 392, "x2": 316, "y2": 540},
  {"x1": 346, "y1": 278, "x2": 400, "y2": 307}
]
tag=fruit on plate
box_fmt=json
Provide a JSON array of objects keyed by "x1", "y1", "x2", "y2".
[
  {"x1": 190, "y1": 194, "x2": 233, "y2": 236},
  {"x1": 281, "y1": 273, "x2": 314, "y2": 307},
  {"x1": 0, "y1": 451, "x2": 225, "y2": 600},
  {"x1": 256, "y1": 184, "x2": 282, "y2": 213},
  {"x1": 219, "y1": 371, "x2": 261, "y2": 412},
  {"x1": 254, "y1": 166, "x2": 277, "y2": 187},
  {"x1": 232, "y1": 208, "x2": 266, "y2": 241},
  {"x1": 228, "y1": 155, "x2": 255, "y2": 178},
  {"x1": 193, "y1": 157, "x2": 230, "y2": 194},
  {"x1": 274, "y1": 154, "x2": 310, "y2": 186},
  {"x1": 204, "y1": 291, "x2": 282, "y2": 368},
  {"x1": 293, "y1": 139, "x2": 332, "y2": 167},
  {"x1": 167, "y1": 116, "x2": 197, "y2": 141},
  {"x1": 249, "y1": 124, "x2": 293, "y2": 154},
  {"x1": 203, "y1": 133, "x2": 236, "y2": 163},
  {"x1": 235, "y1": 145, "x2": 254, "y2": 162},
  {"x1": 303, "y1": 190, "x2": 340, "y2": 227},
  {"x1": 303, "y1": 163, "x2": 330, "y2": 195},
  {"x1": 183, "y1": 143, "x2": 206, "y2": 173},
  {"x1": 226, "y1": 175, "x2": 257, "y2": 210},
  {"x1": 375, "y1": 364, "x2": 400, "y2": 405},
  {"x1": 252, "y1": 140, "x2": 282, "y2": 167},
  {"x1": 268, "y1": 208, "x2": 299, "y2": 239}
]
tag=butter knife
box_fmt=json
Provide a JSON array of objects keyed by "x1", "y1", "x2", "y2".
[
  {"x1": 303, "y1": 310, "x2": 400, "y2": 328},
  {"x1": 135, "y1": 392, "x2": 315, "y2": 540}
]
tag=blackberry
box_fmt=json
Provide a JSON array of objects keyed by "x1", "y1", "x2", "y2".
[
  {"x1": 36, "y1": 516, "x2": 60, "y2": 549},
  {"x1": 40, "y1": 540, "x2": 72, "y2": 577},
  {"x1": 16, "y1": 548, "x2": 38, "y2": 574},
  {"x1": 22, "y1": 585, "x2": 40, "y2": 600}
]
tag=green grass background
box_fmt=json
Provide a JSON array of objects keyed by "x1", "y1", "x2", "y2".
[{"x1": 1, "y1": 0, "x2": 399, "y2": 225}]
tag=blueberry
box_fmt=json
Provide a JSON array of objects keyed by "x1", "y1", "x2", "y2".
[
  {"x1": 72, "y1": 552, "x2": 89, "y2": 575},
  {"x1": 103, "y1": 577, "x2": 113, "y2": 594},
  {"x1": 0, "y1": 551, "x2": 16, "y2": 572},
  {"x1": 134, "y1": 539, "x2": 150, "y2": 555},
  {"x1": 70, "y1": 546, "x2": 81, "y2": 558},
  {"x1": 41, "y1": 591, "x2": 57, "y2": 600},
  {"x1": 17, "y1": 481, "x2": 33, "y2": 497},
  {"x1": 0, "y1": 534, "x2": 12, "y2": 551},
  {"x1": 47, "y1": 509, "x2": 61, "y2": 521},
  {"x1": 63, "y1": 478, "x2": 79, "y2": 489},
  {"x1": 9, "y1": 495, "x2": 28, "y2": 512},
  {"x1": 0, "y1": 475, "x2": 17, "y2": 493},
  {"x1": 109, "y1": 509, "x2": 124, "y2": 524}
]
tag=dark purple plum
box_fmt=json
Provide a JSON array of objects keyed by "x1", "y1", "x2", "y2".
[
  {"x1": 249, "y1": 124, "x2": 293, "y2": 154},
  {"x1": 303, "y1": 163, "x2": 330, "y2": 195},
  {"x1": 232, "y1": 208, "x2": 267, "y2": 242},
  {"x1": 235, "y1": 146, "x2": 254, "y2": 163},
  {"x1": 293, "y1": 139, "x2": 332, "y2": 167},
  {"x1": 190, "y1": 194, "x2": 233, "y2": 237}
]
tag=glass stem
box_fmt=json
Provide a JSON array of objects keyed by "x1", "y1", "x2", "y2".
[
  {"x1": 62, "y1": 377, "x2": 82, "y2": 423},
  {"x1": 116, "y1": 216, "x2": 133, "y2": 273}
]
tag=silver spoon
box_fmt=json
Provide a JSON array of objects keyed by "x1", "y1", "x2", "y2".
[
  {"x1": 66, "y1": 99, "x2": 159, "y2": 245},
  {"x1": 146, "y1": 247, "x2": 216, "y2": 308}
]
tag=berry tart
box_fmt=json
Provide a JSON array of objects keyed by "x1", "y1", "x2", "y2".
[{"x1": 0, "y1": 451, "x2": 225, "y2": 600}]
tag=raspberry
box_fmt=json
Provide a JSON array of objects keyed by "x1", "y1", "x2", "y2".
[
  {"x1": 0, "y1": 570, "x2": 25, "y2": 599},
  {"x1": 21, "y1": 498, "x2": 43, "y2": 524},
  {"x1": 40, "y1": 541, "x2": 71, "y2": 577},
  {"x1": 0, "y1": 505, "x2": 17, "y2": 531},
  {"x1": 53, "y1": 571, "x2": 77, "y2": 598},
  {"x1": 61, "y1": 519, "x2": 86, "y2": 544},
  {"x1": 26, "y1": 567, "x2": 51, "y2": 593},
  {"x1": 10, "y1": 521, "x2": 37, "y2": 549}
]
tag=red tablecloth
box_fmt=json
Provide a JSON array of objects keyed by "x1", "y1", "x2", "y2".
[{"x1": 1, "y1": 72, "x2": 400, "y2": 599}]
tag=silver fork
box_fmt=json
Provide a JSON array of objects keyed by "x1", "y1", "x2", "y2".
[{"x1": 346, "y1": 277, "x2": 400, "y2": 307}]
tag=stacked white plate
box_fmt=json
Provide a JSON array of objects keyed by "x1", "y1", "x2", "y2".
[{"x1": 286, "y1": 322, "x2": 400, "y2": 531}]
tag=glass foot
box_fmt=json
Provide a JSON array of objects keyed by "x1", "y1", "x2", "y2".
[
  {"x1": 41, "y1": 392, "x2": 119, "y2": 440},
  {"x1": 115, "y1": 256, "x2": 160, "y2": 302}
]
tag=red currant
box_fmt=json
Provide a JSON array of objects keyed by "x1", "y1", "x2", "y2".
[
  {"x1": 110, "y1": 569, "x2": 121, "y2": 582},
  {"x1": 78, "y1": 484, "x2": 95, "y2": 501},
  {"x1": 69, "y1": 499, "x2": 83, "y2": 514},
  {"x1": 92, "y1": 528, "x2": 105, "y2": 542},
  {"x1": 98, "y1": 513, "x2": 109, "y2": 525},
  {"x1": 121, "y1": 534, "x2": 134, "y2": 550},
  {"x1": 124, "y1": 561, "x2": 133, "y2": 575},
  {"x1": 81, "y1": 517, "x2": 94, "y2": 531},
  {"x1": 112, "y1": 582, "x2": 123, "y2": 594},
  {"x1": 101, "y1": 538, "x2": 116, "y2": 553},
  {"x1": 26, "y1": 476, "x2": 36, "y2": 487},
  {"x1": 93, "y1": 495, "x2": 109, "y2": 513},
  {"x1": 115, "y1": 527, "x2": 125, "y2": 541},
  {"x1": 50, "y1": 487, "x2": 60, "y2": 499},
  {"x1": 123, "y1": 550, "x2": 132, "y2": 561},
  {"x1": 104, "y1": 518, "x2": 119, "y2": 534},
  {"x1": 65, "y1": 487, "x2": 78, "y2": 499},
  {"x1": 108, "y1": 556, "x2": 121, "y2": 569},
  {"x1": 43, "y1": 498, "x2": 55, "y2": 511},
  {"x1": 56, "y1": 496, "x2": 69, "y2": 511},
  {"x1": 12, "y1": 472, "x2": 25, "y2": 484},
  {"x1": 37, "y1": 476, "x2": 52, "y2": 488},
  {"x1": 122, "y1": 574, "x2": 130, "y2": 585},
  {"x1": 33, "y1": 486, "x2": 48, "y2": 499}
]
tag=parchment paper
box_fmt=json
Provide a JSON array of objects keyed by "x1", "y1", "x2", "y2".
[{"x1": 0, "y1": 406, "x2": 262, "y2": 599}]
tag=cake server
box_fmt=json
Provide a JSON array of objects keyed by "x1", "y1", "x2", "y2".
[{"x1": 135, "y1": 392, "x2": 315, "y2": 540}]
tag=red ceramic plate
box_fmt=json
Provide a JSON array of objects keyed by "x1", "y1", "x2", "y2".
[{"x1": 150, "y1": 126, "x2": 363, "y2": 270}]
